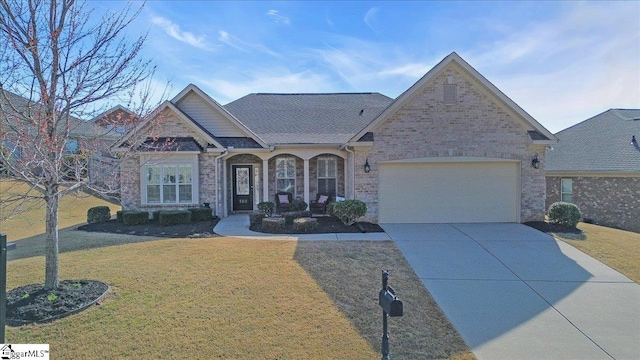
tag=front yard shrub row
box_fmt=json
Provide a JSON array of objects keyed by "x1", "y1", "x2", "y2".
[
  {"x1": 281, "y1": 210, "x2": 312, "y2": 225},
  {"x1": 87, "y1": 206, "x2": 110, "y2": 224},
  {"x1": 122, "y1": 211, "x2": 149, "y2": 226},
  {"x1": 116, "y1": 208, "x2": 213, "y2": 226},
  {"x1": 258, "y1": 201, "x2": 274, "y2": 217},
  {"x1": 159, "y1": 210, "x2": 191, "y2": 226},
  {"x1": 249, "y1": 212, "x2": 265, "y2": 227},
  {"x1": 548, "y1": 202, "x2": 582, "y2": 228},
  {"x1": 289, "y1": 199, "x2": 308, "y2": 212}
]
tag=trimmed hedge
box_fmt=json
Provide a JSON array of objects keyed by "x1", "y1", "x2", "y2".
[
  {"x1": 258, "y1": 201, "x2": 275, "y2": 217},
  {"x1": 293, "y1": 217, "x2": 318, "y2": 233},
  {"x1": 289, "y1": 199, "x2": 308, "y2": 212},
  {"x1": 330, "y1": 200, "x2": 367, "y2": 226},
  {"x1": 87, "y1": 206, "x2": 111, "y2": 224},
  {"x1": 548, "y1": 202, "x2": 582, "y2": 228},
  {"x1": 249, "y1": 212, "x2": 266, "y2": 227},
  {"x1": 122, "y1": 211, "x2": 149, "y2": 226},
  {"x1": 116, "y1": 210, "x2": 124, "y2": 223},
  {"x1": 159, "y1": 210, "x2": 191, "y2": 226},
  {"x1": 262, "y1": 217, "x2": 285, "y2": 232},
  {"x1": 151, "y1": 210, "x2": 162, "y2": 221},
  {"x1": 188, "y1": 207, "x2": 213, "y2": 221},
  {"x1": 281, "y1": 210, "x2": 311, "y2": 225}
]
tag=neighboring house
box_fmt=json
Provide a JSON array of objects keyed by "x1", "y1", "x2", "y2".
[
  {"x1": 546, "y1": 109, "x2": 640, "y2": 232},
  {"x1": 113, "y1": 52, "x2": 557, "y2": 224},
  {"x1": 0, "y1": 90, "x2": 119, "y2": 179},
  {"x1": 92, "y1": 105, "x2": 139, "y2": 135}
]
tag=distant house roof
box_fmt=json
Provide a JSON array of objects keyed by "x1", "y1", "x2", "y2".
[
  {"x1": 223, "y1": 93, "x2": 393, "y2": 145},
  {"x1": 546, "y1": 109, "x2": 640, "y2": 173},
  {"x1": 1, "y1": 90, "x2": 118, "y2": 140}
]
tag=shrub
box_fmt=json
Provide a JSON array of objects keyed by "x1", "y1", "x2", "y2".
[
  {"x1": 289, "y1": 199, "x2": 308, "y2": 212},
  {"x1": 281, "y1": 210, "x2": 312, "y2": 225},
  {"x1": 151, "y1": 210, "x2": 162, "y2": 221},
  {"x1": 293, "y1": 217, "x2": 318, "y2": 233},
  {"x1": 87, "y1": 206, "x2": 111, "y2": 224},
  {"x1": 326, "y1": 201, "x2": 336, "y2": 217},
  {"x1": 249, "y1": 212, "x2": 266, "y2": 227},
  {"x1": 548, "y1": 202, "x2": 582, "y2": 228},
  {"x1": 261, "y1": 217, "x2": 285, "y2": 232},
  {"x1": 258, "y1": 201, "x2": 275, "y2": 217},
  {"x1": 159, "y1": 210, "x2": 191, "y2": 226},
  {"x1": 331, "y1": 200, "x2": 367, "y2": 226},
  {"x1": 122, "y1": 211, "x2": 149, "y2": 226},
  {"x1": 116, "y1": 210, "x2": 124, "y2": 222},
  {"x1": 188, "y1": 207, "x2": 213, "y2": 221}
]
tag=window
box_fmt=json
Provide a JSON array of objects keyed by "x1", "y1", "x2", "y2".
[
  {"x1": 64, "y1": 139, "x2": 79, "y2": 154},
  {"x1": 276, "y1": 157, "x2": 296, "y2": 194},
  {"x1": 561, "y1": 178, "x2": 573, "y2": 203},
  {"x1": 145, "y1": 163, "x2": 194, "y2": 204},
  {"x1": 317, "y1": 156, "x2": 337, "y2": 197}
]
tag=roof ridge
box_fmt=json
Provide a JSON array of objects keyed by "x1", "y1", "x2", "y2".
[{"x1": 251, "y1": 92, "x2": 383, "y2": 96}]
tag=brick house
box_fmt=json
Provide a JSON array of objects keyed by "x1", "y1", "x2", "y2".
[
  {"x1": 113, "y1": 52, "x2": 556, "y2": 224},
  {"x1": 546, "y1": 109, "x2": 640, "y2": 232}
]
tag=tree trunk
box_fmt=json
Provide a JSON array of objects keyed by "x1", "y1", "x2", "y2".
[{"x1": 44, "y1": 184, "x2": 60, "y2": 290}]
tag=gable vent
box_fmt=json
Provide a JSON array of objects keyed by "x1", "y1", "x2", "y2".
[{"x1": 443, "y1": 84, "x2": 457, "y2": 104}]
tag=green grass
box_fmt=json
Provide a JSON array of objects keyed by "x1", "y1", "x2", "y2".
[
  {"x1": 551, "y1": 222, "x2": 640, "y2": 284},
  {"x1": 0, "y1": 179, "x2": 121, "y2": 241},
  {"x1": 2, "y1": 178, "x2": 475, "y2": 359}
]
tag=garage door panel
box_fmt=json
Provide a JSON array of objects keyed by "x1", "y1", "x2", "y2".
[{"x1": 379, "y1": 162, "x2": 518, "y2": 223}]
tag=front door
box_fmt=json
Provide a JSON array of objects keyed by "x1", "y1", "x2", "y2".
[{"x1": 232, "y1": 165, "x2": 253, "y2": 211}]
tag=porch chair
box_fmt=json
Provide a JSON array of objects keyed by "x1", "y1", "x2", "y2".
[
  {"x1": 275, "y1": 191, "x2": 293, "y2": 213},
  {"x1": 310, "y1": 193, "x2": 331, "y2": 215}
]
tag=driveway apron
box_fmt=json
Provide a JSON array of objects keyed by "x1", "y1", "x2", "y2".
[{"x1": 383, "y1": 223, "x2": 640, "y2": 360}]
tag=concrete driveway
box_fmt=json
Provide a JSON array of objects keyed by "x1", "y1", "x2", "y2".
[{"x1": 382, "y1": 223, "x2": 640, "y2": 360}]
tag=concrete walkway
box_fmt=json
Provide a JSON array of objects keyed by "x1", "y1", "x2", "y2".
[
  {"x1": 383, "y1": 223, "x2": 640, "y2": 360},
  {"x1": 213, "y1": 214, "x2": 391, "y2": 241}
]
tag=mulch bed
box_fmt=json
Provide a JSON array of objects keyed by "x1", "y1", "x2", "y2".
[
  {"x1": 249, "y1": 216, "x2": 384, "y2": 234},
  {"x1": 6, "y1": 280, "x2": 109, "y2": 326},
  {"x1": 524, "y1": 221, "x2": 582, "y2": 234},
  {"x1": 77, "y1": 218, "x2": 221, "y2": 238}
]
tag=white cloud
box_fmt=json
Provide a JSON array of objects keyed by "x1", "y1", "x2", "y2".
[
  {"x1": 151, "y1": 16, "x2": 215, "y2": 51},
  {"x1": 218, "y1": 30, "x2": 281, "y2": 57},
  {"x1": 266, "y1": 10, "x2": 290, "y2": 25},
  {"x1": 195, "y1": 70, "x2": 333, "y2": 103},
  {"x1": 363, "y1": 7, "x2": 379, "y2": 32}
]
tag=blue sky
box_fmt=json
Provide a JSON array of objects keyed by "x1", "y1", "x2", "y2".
[{"x1": 96, "y1": 1, "x2": 639, "y2": 133}]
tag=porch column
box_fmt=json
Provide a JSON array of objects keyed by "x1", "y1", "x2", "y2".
[
  {"x1": 262, "y1": 159, "x2": 269, "y2": 202},
  {"x1": 222, "y1": 158, "x2": 228, "y2": 216},
  {"x1": 344, "y1": 155, "x2": 351, "y2": 198},
  {"x1": 303, "y1": 159, "x2": 310, "y2": 207}
]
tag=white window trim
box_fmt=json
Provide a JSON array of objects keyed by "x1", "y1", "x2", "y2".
[
  {"x1": 141, "y1": 154, "x2": 199, "y2": 205},
  {"x1": 317, "y1": 156, "x2": 337, "y2": 195},
  {"x1": 561, "y1": 178, "x2": 573, "y2": 203},
  {"x1": 276, "y1": 156, "x2": 296, "y2": 196}
]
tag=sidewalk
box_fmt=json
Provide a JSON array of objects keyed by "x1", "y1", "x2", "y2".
[{"x1": 213, "y1": 214, "x2": 391, "y2": 241}]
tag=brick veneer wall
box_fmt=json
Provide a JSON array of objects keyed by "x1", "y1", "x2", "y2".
[
  {"x1": 546, "y1": 176, "x2": 640, "y2": 233},
  {"x1": 354, "y1": 62, "x2": 547, "y2": 223}
]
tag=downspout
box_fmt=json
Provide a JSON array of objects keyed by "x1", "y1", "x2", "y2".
[
  {"x1": 342, "y1": 145, "x2": 356, "y2": 199},
  {"x1": 214, "y1": 150, "x2": 228, "y2": 217}
]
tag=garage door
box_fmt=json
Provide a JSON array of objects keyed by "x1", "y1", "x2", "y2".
[{"x1": 378, "y1": 161, "x2": 519, "y2": 223}]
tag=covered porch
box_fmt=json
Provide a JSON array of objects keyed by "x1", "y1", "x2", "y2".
[{"x1": 219, "y1": 147, "x2": 351, "y2": 216}]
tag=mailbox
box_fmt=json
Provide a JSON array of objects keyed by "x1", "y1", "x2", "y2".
[{"x1": 379, "y1": 285, "x2": 403, "y2": 317}]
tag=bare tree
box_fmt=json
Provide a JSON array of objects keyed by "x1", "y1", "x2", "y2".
[{"x1": 0, "y1": 0, "x2": 158, "y2": 290}]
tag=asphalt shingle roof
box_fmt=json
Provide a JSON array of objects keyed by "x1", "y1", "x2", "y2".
[
  {"x1": 223, "y1": 93, "x2": 394, "y2": 145},
  {"x1": 546, "y1": 109, "x2": 640, "y2": 173}
]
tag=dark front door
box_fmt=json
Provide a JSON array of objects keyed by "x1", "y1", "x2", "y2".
[{"x1": 232, "y1": 165, "x2": 253, "y2": 211}]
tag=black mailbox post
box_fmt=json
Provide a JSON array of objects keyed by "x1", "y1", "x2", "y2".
[{"x1": 379, "y1": 270, "x2": 402, "y2": 360}]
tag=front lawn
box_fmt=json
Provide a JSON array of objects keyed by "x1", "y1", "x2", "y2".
[
  {"x1": 550, "y1": 222, "x2": 640, "y2": 284},
  {"x1": 6, "y1": 234, "x2": 475, "y2": 359}
]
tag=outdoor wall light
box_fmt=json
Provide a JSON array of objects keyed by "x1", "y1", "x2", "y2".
[
  {"x1": 531, "y1": 154, "x2": 540, "y2": 169},
  {"x1": 364, "y1": 158, "x2": 371, "y2": 173}
]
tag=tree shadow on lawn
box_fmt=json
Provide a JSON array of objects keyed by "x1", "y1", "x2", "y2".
[
  {"x1": 7, "y1": 219, "x2": 220, "y2": 262},
  {"x1": 292, "y1": 240, "x2": 475, "y2": 360}
]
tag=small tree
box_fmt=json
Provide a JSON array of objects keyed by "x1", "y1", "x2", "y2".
[
  {"x1": 330, "y1": 200, "x2": 367, "y2": 226},
  {"x1": 0, "y1": 0, "x2": 160, "y2": 290}
]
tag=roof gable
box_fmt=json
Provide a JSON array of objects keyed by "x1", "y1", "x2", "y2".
[
  {"x1": 350, "y1": 52, "x2": 557, "y2": 144},
  {"x1": 172, "y1": 84, "x2": 267, "y2": 148},
  {"x1": 546, "y1": 109, "x2": 640, "y2": 173}
]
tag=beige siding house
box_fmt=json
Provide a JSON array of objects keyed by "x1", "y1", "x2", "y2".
[{"x1": 113, "y1": 52, "x2": 556, "y2": 224}]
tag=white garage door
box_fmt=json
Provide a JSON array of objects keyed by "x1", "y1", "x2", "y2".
[{"x1": 379, "y1": 161, "x2": 519, "y2": 223}]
